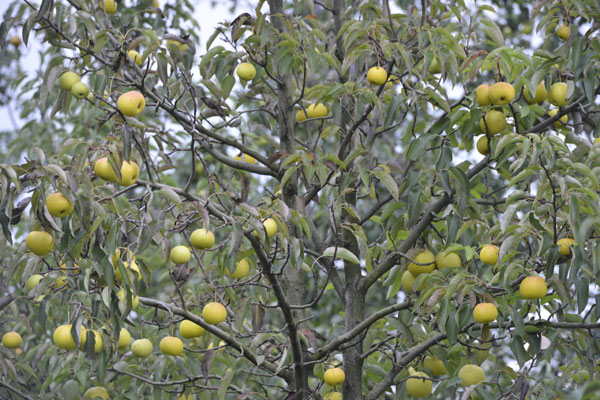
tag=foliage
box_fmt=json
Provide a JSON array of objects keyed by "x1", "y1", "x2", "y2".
[{"x1": 1, "y1": 0, "x2": 600, "y2": 399}]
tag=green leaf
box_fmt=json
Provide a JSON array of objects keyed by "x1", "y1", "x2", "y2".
[
  {"x1": 373, "y1": 169, "x2": 399, "y2": 200},
  {"x1": 323, "y1": 246, "x2": 360, "y2": 265}
]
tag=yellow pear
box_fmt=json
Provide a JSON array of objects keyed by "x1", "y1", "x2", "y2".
[
  {"x1": 179, "y1": 320, "x2": 206, "y2": 338},
  {"x1": 83, "y1": 386, "x2": 109, "y2": 399},
  {"x1": 296, "y1": 109, "x2": 308, "y2": 123},
  {"x1": 160, "y1": 336, "x2": 184, "y2": 356},
  {"x1": 476, "y1": 136, "x2": 490, "y2": 156},
  {"x1": 556, "y1": 24, "x2": 570, "y2": 40},
  {"x1": 475, "y1": 84, "x2": 491, "y2": 106},
  {"x1": 548, "y1": 109, "x2": 568, "y2": 129},
  {"x1": 46, "y1": 192, "x2": 74, "y2": 217},
  {"x1": 80, "y1": 329, "x2": 103, "y2": 353},
  {"x1": 94, "y1": 157, "x2": 118, "y2": 182},
  {"x1": 366, "y1": 66, "x2": 388, "y2": 86},
  {"x1": 117, "y1": 288, "x2": 139, "y2": 309},
  {"x1": 480, "y1": 110, "x2": 506, "y2": 134},
  {"x1": 117, "y1": 91, "x2": 145, "y2": 117},
  {"x1": 306, "y1": 103, "x2": 328, "y2": 119},
  {"x1": 436, "y1": 251, "x2": 461, "y2": 269},
  {"x1": 170, "y1": 245, "x2": 191, "y2": 264},
  {"x1": 236, "y1": 63, "x2": 256, "y2": 80},
  {"x1": 489, "y1": 82, "x2": 515, "y2": 105},
  {"x1": 263, "y1": 218, "x2": 278, "y2": 238},
  {"x1": 473, "y1": 302, "x2": 498, "y2": 323},
  {"x1": 132, "y1": 338, "x2": 153, "y2": 357},
  {"x1": 401, "y1": 270, "x2": 425, "y2": 292},
  {"x1": 59, "y1": 71, "x2": 80, "y2": 91},
  {"x1": 118, "y1": 328, "x2": 131, "y2": 349},
  {"x1": 226, "y1": 258, "x2": 251, "y2": 279},
  {"x1": 458, "y1": 364, "x2": 485, "y2": 386},
  {"x1": 190, "y1": 228, "x2": 215, "y2": 249},
  {"x1": 519, "y1": 276, "x2": 547, "y2": 299},
  {"x1": 115, "y1": 161, "x2": 139, "y2": 186},
  {"x1": 423, "y1": 356, "x2": 447, "y2": 376},
  {"x1": 323, "y1": 367, "x2": 345, "y2": 386},
  {"x1": 112, "y1": 249, "x2": 142, "y2": 281},
  {"x1": 324, "y1": 393, "x2": 342, "y2": 400},
  {"x1": 479, "y1": 244, "x2": 499, "y2": 265},
  {"x1": 548, "y1": 82, "x2": 568, "y2": 106},
  {"x1": 234, "y1": 153, "x2": 256, "y2": 164},
  {"x1": 406, "y1": 367, "x2": 433, "y2": 398},
  {"x1": 407, "y1": 250, "x2": 436, "y2": 276},
  {"x1": 53, "y1": 324, "x2": 79, "y2": 350},
  {"x1": 26, "y1": 231, "x2": 54, "y2": 256},
  {"x1": 127, "y1": 50, "x2": 142, "y2": 66},
  {"x1": 98, "y1": 0, "x2": 117, "y2": 14},
  {"x1": 2, "y1": 332, "x2": 22, "y2": 348},
  {"x1": 524, "y1": 81, "x2": 547, "y2": 104},
  {"x1": 26, "y1": 274, "x2": 43, "y2": 291},
  {"x1": 557, "y1": 237, "x2": 574, "y2": 256},
  {"x1": 202, "y1": 302, "x2": 227, "y2": 324}
]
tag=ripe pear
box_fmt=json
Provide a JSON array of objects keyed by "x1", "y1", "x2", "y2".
[
  {"x1": 306, "y1": 103, "x2": 328, "y2": 118},
  {"x1": 458, "y1": 364, "x2": 485, "y2": 386},
  {"x1": 190, "y1": 228, "x2": 215, "y2": 249},
  {"x1": 112, "y1": 249, "x2": 142, "y2": 281},
  {"x1": 489, "y1": 82, "x2": 515, "y2": 105},
  {"x1": 118, "y1": 328, "x2": 131, "y2": 349},
  {"x1": 132, "y1": 338, "x2": 153, "y2": 357},
  {"x1": 296, "y1": 109, "x2": 308, "y2": 123},
  {"x1": 476, "y1": 136, "x2": 490, "y2": 156},
  {"x1": 548, "y1": 82, "x2": 568, "y2": 106},
  {"x1": 407, "y1": 250, "x2": 436, "y2": 276},
  {"x1": 8, "y1": 36, "x2": 22, "y2": 46},
  {"x1": 524, "y1": 81, "x2": 547, "y2": 104},
  {"x1": 227, "y1": 258, "x2": 251, "y2": 279},
  {"x1": 117, "y1": 288, "x2": 139, "y2": 309},
  {"x1": 423, "y1": 356, "x2": 447, "y2": 375},
  {"x1": 367, "y1": 66, "x2": 388, "y2": 86},
  {"x1": 180, "y1": 320, "x2": 206, "y2": 338},
  {"x1": 202, "y1": 302, "x2": 227, "y2": 324},
  {"x1": 475, "y1": 84, "x2": 491, "y2": 106},
  {"x1": 480, "y1": 110, "x2": 506, "y2": 135},
  {"x1": 80, "y1": 329, "x2": 103, "y2": 353},
  {"x1": 46, "y1": 192, "x2": 74, "y2": 217},
  {"x1": 479, "y1": 244, "x2": 499, "y2": 265},
  {"x1": 99, "y1": 0, "x2": 117, "y2": 14},
  {"x1": 236, "y1": 63, "x2": 256, "y2": 80},
  {"x1": 519, "y1": 276, "x2": 547, "y2": 299},
  {"x1": 116, "y1": 161, "x2": 139, "y2": 186},
  {"x1": 436, "y1": 251, "x2": 461, "y2": 269},
  {"x1": 2, "y1": 332, "x2": 22, "y2": 348},
  {"x1": 556, "y1": 24, "x2": 570, "y2": 41},
  {"x1": 94, "y1": 157, "x2": 118, "y2": 181},
  {"x1": 127, "y1": 50, "x2": 142, "y2": 66},
  {"x1": 263, "y1": 218, "x2": 278, "y2": 238},
  {"x1": 234, "y1": 153, "x2": 256, "y2": 164},
  {"x1": 406, "y1": 367, "x2": 433, "y2": 398},
  {"x1": 53, "y1": 324, "x2": 79, "y2": 350},
  {"x1": 117, "y1": 91, "x2": 146, "y2": 117},
  {"x1": 160, "y1": 336, "x2": 184, "y2": 356},
  {"x1": 71, "y1": 82, "x2": 89, "y2": 99},
  {"x1": 548, "y1": 109, "x2": 568, "y2": 129},
  {"x1": 170, "y1": 245, "x2": 191, "y2": 264},
  {"x1": 26, "y1": 274, "x2": 43, "y2": 291},
  {"x1": 83, "y1": 386, "x2": 109, "y2": 399},
  {"x1": 26, "y1": 231, "x2": 54, "y2": 256},
  {"x1": 324, "y1": 393, "x2": 342, "y2": 400},
  {"x1": 401, "y1": 270, "x2": 424, "y2": 293},
  {"x1": 323, "y1": 367, "x2": 345, "y2": 386},
  {"x1": 557, "y1": 237, "x2": 574, "y2": 256},
  {"x1": 59, "y1": 71, "x2": 80, "y2": 91},
  {"x1": 473, "y1": 302, "x2": 498, "y2": 323}
]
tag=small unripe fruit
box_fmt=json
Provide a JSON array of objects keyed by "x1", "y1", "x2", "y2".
[{"x1": 132, "y1": 338, "x2": 153, "y2": 358}]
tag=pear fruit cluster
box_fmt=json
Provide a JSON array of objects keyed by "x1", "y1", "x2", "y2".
[{"x1": 401, "y1": 248, "x2": 462, "y2": 293}]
